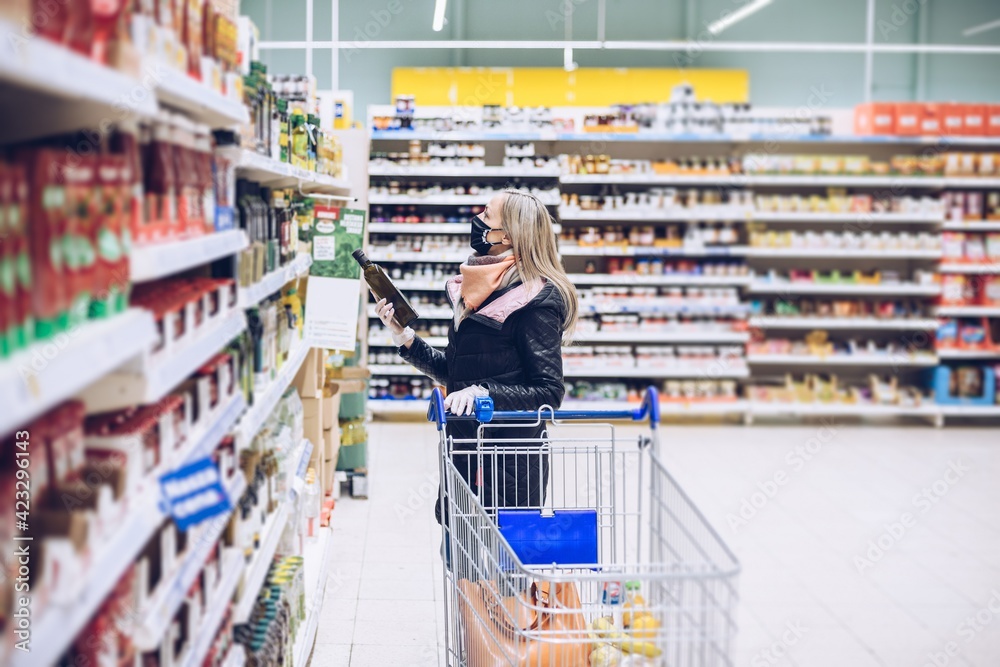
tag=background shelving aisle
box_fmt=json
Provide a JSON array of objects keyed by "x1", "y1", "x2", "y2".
[{"x1": 0, "y1": 9, "x2": 355, "y2": 665}]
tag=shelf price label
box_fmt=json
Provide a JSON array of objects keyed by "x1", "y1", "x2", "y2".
[{"x1": 160, "y1": 458, "x2": 233, "y2": 531}]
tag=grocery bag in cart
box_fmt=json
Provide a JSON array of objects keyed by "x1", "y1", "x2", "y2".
[{"x1": 428, "y1": 387, "x2": 741, "y2": 667}]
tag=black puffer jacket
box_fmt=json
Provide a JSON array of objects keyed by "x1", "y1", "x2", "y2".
[{"x1": 399, "y1": 281, "x2": 565, "y2": 523}]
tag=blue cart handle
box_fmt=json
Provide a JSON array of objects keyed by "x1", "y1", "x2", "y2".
[{"x1": 426, "y1": 386, "x2": 660, "y2": 430}]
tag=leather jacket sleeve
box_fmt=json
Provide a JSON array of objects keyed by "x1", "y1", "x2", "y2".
[
  {"x1": 482, "y1": 303, "x2": 564, "y2": 411},
  {"x1": 398, "y1": 336, "x2": 449, "y2": 385}
]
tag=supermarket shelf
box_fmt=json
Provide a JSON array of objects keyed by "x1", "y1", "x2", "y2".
[
  {"x1": 747, "y1": 353, "x2": 939, "y2": 366},
  {"x1": 371, "y1": 130, "x2": 554, "y2": 142},
  {"x1": 81, "y1": 308, "x2": 247, "y2": 411},
  {"x1": 220, "y1": 147, "x2": 352, "y2": 192},
  {"x1": 0, "y1": 309, "x2": 157, "y2": 438},
  {"x1": 935, "y1": 305, "x2": 1000, "y2": 317},
  {"x1": 744, "y1": 247, "x2": 942, "y2": 259},
  {"x1": 368, "y1": 250, "x2": 468, "y2": 263},
  {"x1": 368, "y1": 305, "x2": 453, "y2": 319},
  {"x1": 937, "y1": 349, "x2": 1000, "y2": 359},
  {"x1": 222, "y1": 646, "x2": 247, "y2": 667},
  {"x1": 239, "y1": 254, "x2": 313, "y2": 309},
  {"x1": 0, "y1": 20, "x2": 159, "y2": 143},
  {"x1": 133, "y1": 470, "x2": 247, "y2": 650},
  {"x1": 751, "y1": 211, "x2": 944, "y2": 224},
  {"x1": 394, "y1": 279, "x2": 447, "y2": 291},
  {"x1": 181, "y1": 549, "x2": 244, "y2": 667},
  {"x1": 370, "y1": 335, "x2": 448, "y2": 347},
  {"x1": 562, "y1": 245, "x2": 748, "y2": 258},
  {"x1": 564, "y1": 365, "x2": 750, "y2": 379},
  {"x1": 568, "y1": 273, "x2": 753, "y2": 286},
  {"x1": 235, "y1": 341, "x2": 312, "y2": 446},
  {"x1": 748, "y1": 401, "x2": 939, "y2": 418},
  {"x1": 294, "y1": 526, "x2": 334, "y2": 667},
  {"x1": 155, "y1": 65, "x2": 249, "y2": 127},
  {"x1": 369, "y1": 363, "x2": 750, "y2": 378},
  {"x1": 582, "y1": 304, "x2": 750, "y2": 317},
  {"x1": 131, "y1": 230, "x2": 249, "y2": 283},
  {"x1": 749, "y1": 317, "x2": 939, "y2": 330},
  {"x1": 233, "y1": 503, "x2": 292, "y2": 623},
  {"x1": 748, "y1": 281, "x2": 941, "y2": 296},
  {"x1": 563, "y1": 399, "x2": 750, "y2": 416},
  {"x1": 369, "y1": 222, "x2": 468, "y2": 234},
  {"x1": 558, "y1": 206, "x2": 753, "y2": 222},
  {"x1": 941, "y1": 221, "x2": 1000, "y2": 231},
  {"x1": 573, "y1": 330, "x2": 750, "y2": 343},
  {"x1": 15, "y1": 389, "x2": 245, "y2": 667},
  {"x1": 560, "y1": 173, "x2": 1000, "y2": 188},
  {"x1": 939, "y1": 263, "x2": 1000, "y2": 274},
  {"x1": 938, "y1": 405, "x2": 1000, "y2": 418},
  {"x1": 369, "y1": 165, "x2": 560, "y2": 177},
  {"x1": 369, "y1": 193, "x2": 560, "y2": 206}
]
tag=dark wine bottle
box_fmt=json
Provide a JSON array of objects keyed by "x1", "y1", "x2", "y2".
[{"x1": 352, "y1": 249, "x2": 419, "y2": 328}]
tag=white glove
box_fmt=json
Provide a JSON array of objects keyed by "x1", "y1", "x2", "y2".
[
  {"x1": 444, "y1": 384, "x2": 489, "y2": 416},
  {"x1": 374, "y1": 297, "x2": 415, "y2": 347}
]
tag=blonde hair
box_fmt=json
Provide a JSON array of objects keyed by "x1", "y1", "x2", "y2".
[{"x1": 499, "y1": 188, "x2": 579, "y2": 342}]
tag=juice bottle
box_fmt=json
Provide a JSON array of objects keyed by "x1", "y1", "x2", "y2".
[
  {"x1": 20, "y1": 148, "x2": 69, "y2": 340},
  {"x1": 63, "y1": 152, "x2": 97, "y2": 327},
  {"x1": 290, "y1": 109, "x2": 309, "y2": 170},
  {"x1": 0, "y1": 164, "x2": 11, "y2": 358},
  {"x1": 9, "y1": 164, "x2": 33, "y2": 350},
  {"x1": 282, "y1": 286, "x2": 303, "y2": 336}
]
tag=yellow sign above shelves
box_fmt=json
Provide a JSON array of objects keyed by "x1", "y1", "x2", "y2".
[{"x1": 392, "y1": 67, "x2": 749, "y2": 106}]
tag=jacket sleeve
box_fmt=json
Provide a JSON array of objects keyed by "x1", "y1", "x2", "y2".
[
  {"x1": 482, "y1": 305, "x2": 564, "y2": 411},
  {"x1": 398, "y1": 336, "x2": 449, "y2": 385}
]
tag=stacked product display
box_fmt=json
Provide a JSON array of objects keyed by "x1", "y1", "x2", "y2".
[
  {"x1": 0, "y1": 10, "x2": 352, "y2": 666},
  {"x1": 366, "y1": 101, "x2": 1000, "y2": 424}
]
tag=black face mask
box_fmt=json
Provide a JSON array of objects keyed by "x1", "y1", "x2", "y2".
[{"x1": 470, "y1": 215, "x2": 506, "y2": 255}]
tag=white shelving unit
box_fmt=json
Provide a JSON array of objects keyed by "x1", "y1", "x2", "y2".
[
  {"x1": 368, "y1": 250, "x2": 469, "y2": 263},
  {"x1": 561, "y1": 245, "x2": 748, "y2": 258},
  {"x1": 219, "y1": 147, "x2": 352, "y2": 192},
  {"x1": 239, "y1": 254, "x2": 313, "y2": 309},
  {"x1": 370, "y1": 193, "x2": 560, "y2": 206},
  {"x1": 181, "y1": 549, "x2": 245, "y2": 667},
  {"x1": 941, "y1": 221, "x2": 1000, "y2": 231},
  {"x1": 935, "y1": 305, "x2": 1000, "y2": 317},
  {"x1": 394, "y1": 279, "x2": 447, "y2": 291},
  {"x1": 81, "y1": 308, "x2": 247, "y2": 412},
  {"x1": 369, "y1": 165, "x2": 560, "y2": 177},
  {"x1": 293, "y1": 527, "x2": 334, "y2": 667},
  {"x1": 939, "y1": 263, "x2": 1000, "y2": 274},
  {"x1": 155, "y1": 65, "x2": 249, "y2": 127},
  {"x1": 568, "y1": 273, "x2": 752, "y2": 286},
  {"x1": 744, "y1": 248, "x2": 942, "y2": 259},
  {"x1": 369, "y1": 305, "x2": 453, "y2": 319},
  {"x1": 234, "y1": 504, "x2": 292, "y2": 622},
  {"x1": 937, "y1": 349, "x2": 1000, "y2": 359},
  {"x1": 0, "y1": 309, "x2": 157, "y2": 437},
  {"x1": 370, "y1": 364, "x2": 749, "y2": 379},
  {"x1": 748, "y1": 281, "x2": 941, "y2": 296},
  {"x1": 558, "y1": 206, "x2": 753, "y2": 222},
  {"x1": 131, "y1": 230, "x2": 249, "y2": 283},
  {"x1": 17, "y1": 395, "x2": 245, "y2": 667},
  {"x1": 749, "y1": 317, "x2": 939, "y2": 330},
  {"x1": 560, "y1": 173, "x2": 1000, "y2": 188},
  {"x1": 235, "y1": 342, "x2": 312, "y2": 446},
  {"x1": 572, "y1": 330, "x2": 750, "y2": 344},
  {"x1": 370, "y1": 334, "x2": 448, "y2": 347},
  {"x1": 751, "y1": 212, "x2": 944, "y2": 224},
  {"x1": 747, "y1": 354, "x2": 939, "y2": 366},
  {"x1": 369, "y1": 222, "x2": 468, "y2": 234}
]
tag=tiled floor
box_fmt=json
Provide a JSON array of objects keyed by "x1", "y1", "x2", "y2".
[{"x1": 309, "y1": 420, "x2": 1000, "y2": 666}]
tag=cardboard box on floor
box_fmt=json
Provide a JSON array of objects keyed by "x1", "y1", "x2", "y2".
[
  {"x1": 302, "y1": 396, "x2": 323, "y2": 455},
  {"x1": 322, "y1": 387, "x2": 341, "y2": 431},
  {"x1": 294, "y1": 348, "x2": 326, "y2": 399}
]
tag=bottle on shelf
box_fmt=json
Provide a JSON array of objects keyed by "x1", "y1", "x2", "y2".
[{"x1": 352, "y1": 250, "x2": 419, "y2": 328}]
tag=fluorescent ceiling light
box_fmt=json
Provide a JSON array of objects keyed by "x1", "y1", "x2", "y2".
[
  {"x1": 707, "y1": 0, "x2": 774, "y2": 36},
  {"x1": 433, "y1": 0, "x2": 447, "y2": 31},
  {"x1": 963, "y1": 18, "x2": 1000, "y2": 37}
]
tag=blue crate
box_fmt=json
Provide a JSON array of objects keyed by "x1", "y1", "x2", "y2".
[{"x1": 497, "y1": 509, "x2": 598, "y2": 567}]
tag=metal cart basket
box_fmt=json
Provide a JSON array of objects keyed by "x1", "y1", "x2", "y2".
[{"x1": 426, "y1": 387, "x2": 741, "y2": 667}]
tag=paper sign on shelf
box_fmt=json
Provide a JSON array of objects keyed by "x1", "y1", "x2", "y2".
[
  {"x1": 159, "y1": 458, "x2": 232, "y2": 531},
  {"x1": 304, "y1": 206, "x2": 367, "y2": 351}
]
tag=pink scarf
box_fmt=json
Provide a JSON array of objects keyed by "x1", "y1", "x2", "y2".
[{"x1": 458, "y1": 254, "x2": 518, "y2": 310}]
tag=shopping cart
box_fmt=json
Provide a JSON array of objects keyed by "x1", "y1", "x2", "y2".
[{"x1": 426, "y1": 387, "x2": 741, "y2": 667}]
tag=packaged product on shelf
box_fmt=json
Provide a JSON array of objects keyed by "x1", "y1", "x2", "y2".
[
  {"x1": 144, "y1": 115, "x2": 180, "y2": 242},
  {"x1": 92, "y1": 155, "x2": 130, "y2": 317},
  {"x1": 62, "y1": 153, "x2": 98, "y2": 326}
]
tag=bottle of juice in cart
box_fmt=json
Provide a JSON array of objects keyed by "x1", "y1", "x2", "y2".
[{"x1": 602, "y1": 581, "x2": 624, "y2": 629}]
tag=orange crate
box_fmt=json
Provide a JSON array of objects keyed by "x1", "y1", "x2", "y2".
[
  {"x1": 894, "y1": 103, "x2": 923, "y2": 136},
  {"x1": 963, "y1": 104, "x2": 987, "y2": 136},
  {"x1": 987, "y1": 105, "x2": 1000, "y2": 136},
  {"x1": 921, "y1": 103, "x2": 942, "y2": 136},
  {"x1": 940, "y1": 103, "x2": 966, "y2": 136},
  {"x1": 854, "y1": 103, "x2": 895, "y2": 135}
]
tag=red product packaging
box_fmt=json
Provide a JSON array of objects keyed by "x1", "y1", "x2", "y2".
[
  {"x1": 183, "y1": 0, "x2": 205, "y2": 79},
  {"x1": 854, "y1": 103, "x2": 895, "y2": 136},
  {"x1": 0, "y1": 164, "x2": 12, "y2": 359},
  {"x1": 93, "y1": 156, "x2": 126, "y2": 317},
  {"x1": 19, "y1": 148, "x2": 70, "y2": 339},
  {"x1": 143, "y1": 118, "x2": 179, "y2": 242},
  {"x1": 921, "y1": 103, "x2": 943, "y2": 136},
  {"x1": 987, "y1": 105, "x2": 1000, "y2": 137},
  {"x1": 91, "y1": 0, "x2": 126, "y2": 65},
  {"x1": 9, "y1": 164, "x2": 33, "y2": 353},
  {"x1": 63, "y1": 154, "x2": 98, "y2": 326},
  {"x1": 963, "y1": 104, "x2": 987, "y2": 136},
  {"x1": 894, "y1": 103, "x2": 923, "y2": 136},
  {"x1": 31, "y1": 0, "x2": 71, "y2": 44},
  {"x1": 940, "y1": 103, "x2": 966, "y2": 136},
  {"x1": 111, "y1": 120, "x2": 144, "y2": 253}
]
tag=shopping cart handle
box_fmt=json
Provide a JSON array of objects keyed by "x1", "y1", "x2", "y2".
[{"x1": 426, "y1": 387, "x2": 660, "y2": 428}]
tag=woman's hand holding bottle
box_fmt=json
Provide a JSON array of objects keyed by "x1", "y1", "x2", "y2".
[{"x1": 375, "y1": 297, "x2": 415, "y2": 348}]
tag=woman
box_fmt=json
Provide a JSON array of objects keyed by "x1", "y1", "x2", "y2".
[{"x1": 373, "y1": 188, "x2": 578, "y2": 524}]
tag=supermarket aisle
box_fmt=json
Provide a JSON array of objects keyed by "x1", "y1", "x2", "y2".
[{"x1": 311, "y1": 421, "x2": 1000, "y2": 667}]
